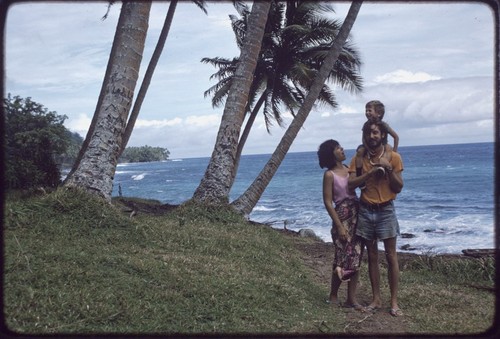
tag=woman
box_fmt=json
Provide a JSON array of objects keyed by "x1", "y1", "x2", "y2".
[{"x1": 317, "y1": 139, "x2": 364, "y2": 309}]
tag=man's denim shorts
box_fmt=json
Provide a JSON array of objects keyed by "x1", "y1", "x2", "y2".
[{"x1": 356, "y1": 201, "x2": 400, "y2": 241}]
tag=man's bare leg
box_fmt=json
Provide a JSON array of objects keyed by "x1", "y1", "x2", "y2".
[
  {"x1": 384, "y1": 237, "x2": 402, "y2": 315},
  {"x1": 365, "y1": 239, "x2": 382, "y2": 311}
]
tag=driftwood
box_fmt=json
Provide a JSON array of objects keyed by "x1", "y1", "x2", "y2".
[{"x1": 462, "y1": 249, "x2": 496, "y2": 258}]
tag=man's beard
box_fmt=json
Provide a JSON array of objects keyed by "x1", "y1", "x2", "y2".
[{"x1": 368, "y1": 138, "x2": 383, "y2": 149}]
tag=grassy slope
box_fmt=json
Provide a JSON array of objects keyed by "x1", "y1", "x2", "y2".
[
  {"x1": 3, "y1": 189, "x2": 497, "y2": 335},
  {"x1": 4, "y1": 189, "x2": 341, "y2": 334}
]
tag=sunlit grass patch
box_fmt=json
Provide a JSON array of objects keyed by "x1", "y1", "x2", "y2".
[
  {"x1": 398, "y1": 252, "x2": 495, "y2": 334},
  {"x1": 4, "y1": 191, "x2": 343, "y2": 334}
]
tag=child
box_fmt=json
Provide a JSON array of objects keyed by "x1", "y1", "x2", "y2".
[{"x1": 356, "y1": 100, "x2": 398, "y2": 186}]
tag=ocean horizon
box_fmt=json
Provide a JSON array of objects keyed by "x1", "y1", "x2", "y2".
[
  {"x1": 113, "y1": 142, "x2": 496, "y2": 255},
  {"x1": 164, "y1": 141, "x2": 493, "y2": 161}
]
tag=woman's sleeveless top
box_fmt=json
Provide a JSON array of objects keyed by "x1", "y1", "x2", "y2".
[{"x1": 331, "y1": 171, "x2": 357, "y2": 205}]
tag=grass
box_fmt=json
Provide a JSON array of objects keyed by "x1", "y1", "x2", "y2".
[
  {"x1": 3, "y1": 188, "x2": 497, "y2": 335},
  {"x1": 4, "y1": 189, "x2": 340, "y2": 334},
  {"x1": 397, "y1": 252, "x2": 496, "y2": 334},
  {"x1": 359, "y1": 258, "x2": 496, "y2": 335}
]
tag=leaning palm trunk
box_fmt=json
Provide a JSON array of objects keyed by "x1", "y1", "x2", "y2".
[
  {"x1": 233, "y1": 93, "x2": 266, "y2": 177},
  {"x1": 192, "y1": 1, "x2": 271, "y2": 204},
  {"x1": 64, "y1": 2, "x2": 151, "y2": 201},
  {"x1": 120, "y1": 0, "x2": 178, "y2": 154},
  {"x1": 64, "y1": 3, "x2": 130, "y2": 182},
  {"x1": 232, "y1": 1, "x2": 363, "y2": 216},
  {"x1": 119, "y1": 1, "x2": 207, "y2": 154}
]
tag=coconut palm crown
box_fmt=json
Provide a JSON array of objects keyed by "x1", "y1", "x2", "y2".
[{"x1": 202, "y1": 1, "x2": 363, "y2": 136}]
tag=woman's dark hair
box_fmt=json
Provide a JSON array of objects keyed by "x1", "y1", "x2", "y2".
[{"x1": 317, "y1": 139, "x2": 339, "y2": 169}]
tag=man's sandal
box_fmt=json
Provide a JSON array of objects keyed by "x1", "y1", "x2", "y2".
[
  {"x1": 363, "y1": 305, "x2": 380, "y2": 313},
  {"x1": 389, "y1": 308, "x2": 403, "y2": 317}
]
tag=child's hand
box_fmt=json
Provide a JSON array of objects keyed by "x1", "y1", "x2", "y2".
[{"x1": 378, "y1": 158, "x2": 392, "y2": 171}]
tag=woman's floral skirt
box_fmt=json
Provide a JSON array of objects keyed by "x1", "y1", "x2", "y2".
[{"x1": 331, "y1": 198, "x2": 364, "y2": 278}]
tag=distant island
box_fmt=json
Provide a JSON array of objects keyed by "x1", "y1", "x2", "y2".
[{"x1": 119, "y1": 146, "x2": 170, "y2": 163}]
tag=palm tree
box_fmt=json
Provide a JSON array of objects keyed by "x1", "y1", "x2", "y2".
[
  {"x1": 192, "y1": 1, "x2": 272, "y2": 204},
  {"x1": 64, "y1": 2, "x2": 151, "y2": 200},
  {"x1": 202, "y1": 1, "x2": 362, "y2": 180},
  {"x1": 232, "y1": 1, "x2": 363, "y2": 215},
  {"x1": 119, "y1": 0, "x2": 207, "y2": 154}
]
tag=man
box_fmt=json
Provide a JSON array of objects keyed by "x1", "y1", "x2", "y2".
[{"x1": 348, "y1": 119, "x2": 404, "y2": 317}]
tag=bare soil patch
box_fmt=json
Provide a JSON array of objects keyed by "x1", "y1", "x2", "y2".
[
  {"x1": 280, "y1": 230, "x2": 414, "y2": 334},
  {"x1": 278, "y1": 229, "x2": 484, "y2": 335}
]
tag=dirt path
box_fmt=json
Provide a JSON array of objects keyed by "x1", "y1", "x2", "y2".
[{"x1": 287, "y1": 232, "x2": 414, "y2": 335}]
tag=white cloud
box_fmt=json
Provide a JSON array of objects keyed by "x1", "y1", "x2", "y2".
[
  {"x1": 374, "y1": 70, "x2": 442, "y2": 84},
  {"x1": 337, "y1": 105, "x2": 360, "y2": 114},
  {"x1": 125, "y1": 114, "x2": 222, "y2": 158},
  {"x1": 277, "y1": 74, "x2": 495, "y2": 155},
  {"x1": 386, "y1": 77, "x2": 493, "y2": 127},
  {"x1": 5, "y1": 3, "x2": 115, "y2": 92},
  {"x1": 65, "y1": 113, "x2": 92, "y2": 136},
  {"x1": 4, "y1": 2, "x2": 495, "y2": 159},
  {"x1": 135, "y1": 118, "x2": 182, "y2": 128},
  {"x1": 185, "y1": 114, "x2": 221, "y2": 128}
]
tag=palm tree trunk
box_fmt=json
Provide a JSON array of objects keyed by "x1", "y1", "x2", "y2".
[
  {"x1": 232, "y1": 92, "x2": 266, "y2": 178},
  {"x1": 63, "y1": 3, "x2": 127, "y2": 183},
  {"x1": 192, "y1": 1, "x2": 271, "y2": 205},
  {"x1": 64, "y1": 1, "x2": 151, "y2": 201},
  {"x1": 231, "y1": 1, "x2": 363, "y2": 216},
  {"x1": 119, "y1": 0, "x2": 178, "y2": 154}
]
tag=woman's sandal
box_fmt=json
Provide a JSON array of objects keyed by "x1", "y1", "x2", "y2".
[
  {"x1": 344, "y1": 303, "x2": 364, "y2": 311},
  {"x1": 325, "y1": 299, "x2": 341, "y2": 307}
]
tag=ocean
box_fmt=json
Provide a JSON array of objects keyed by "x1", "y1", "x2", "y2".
[{"x1": 112, "y1": 142, "x2": 496, "y2": 255}]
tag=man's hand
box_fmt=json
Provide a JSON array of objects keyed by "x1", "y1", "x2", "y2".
[{"x1": 378, "y1": 157, "x2": 392, "y2": 171}]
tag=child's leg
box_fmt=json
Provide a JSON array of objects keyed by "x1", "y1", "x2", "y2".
[
  {"x1": 383, "y1": 144, "x2": 393, "y2": 162},
  {"x1": 328, "y1": 266, "x2": 342, "y2": 303},
  {"x1": 355, "y1": 146, "x2": 365, "y2": 176},
  {"x1": 356, "y1": 146, "x2": 366, "y2": 189},
  {"x1": 335, "y1": 266, "x2": 344, "y2": 280}
]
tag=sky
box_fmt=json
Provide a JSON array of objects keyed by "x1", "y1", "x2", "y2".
[{"x1": 4, "y1": 1, "x2": 496, "y2": 159}]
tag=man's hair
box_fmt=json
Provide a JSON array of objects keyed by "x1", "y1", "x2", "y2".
[
  {"x1": 362, "y1": 120, "x2": 388, "y2": 145},
  {"x1": 366, "y1": 100, "x2": 385, "y2": 119}
]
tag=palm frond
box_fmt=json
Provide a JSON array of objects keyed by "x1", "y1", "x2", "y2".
[
  {"x1": 193, "y1": 0, "x2": 208, "y2": 15},
  {"x1": 206, "y1": 79, "x2": 232, "y2": 108},
  {"x1": 316, "y1": 85, "x2": 338, "y2": 109},
  {"x1": 233, "y1": 1, "x2": 249, "y2": 17},
  {"x1": 201, "y1": 0, "x2": 363, "y2": 134},
  {"x1": 101, "y1": 1, "x2": 115, "y2": 21}
]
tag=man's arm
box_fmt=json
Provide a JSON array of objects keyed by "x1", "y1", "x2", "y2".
[
  {"x1": 379, "y1": 153, "x2": 403, "y2": 193},
  {"x1": 387, "y1": 167, "x2": 403, "y2": 193},
  {"x1": 348, "y1": 159, "x2": 382, "y2": 191}
]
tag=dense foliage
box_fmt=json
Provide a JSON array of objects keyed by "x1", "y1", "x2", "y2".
[
  {"x1": 4, "y1": 94, "x2": 71, "y2": 189},
  {"x1": 57, "y1": 130, "x2": 84, "y2": 168},
  {"x1": 119, "y1": 145, "x2": 170, "y2": 163}
]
